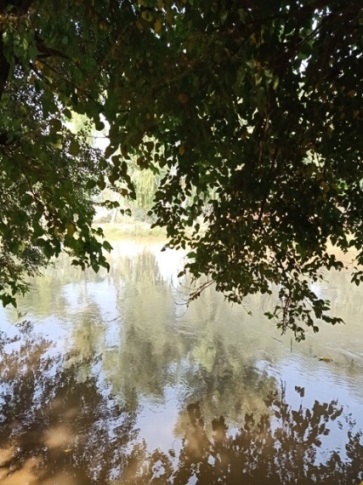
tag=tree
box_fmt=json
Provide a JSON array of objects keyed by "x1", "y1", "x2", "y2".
[
  {"x1": 0, "y1": 0, "x2": 362, "y2": 338},
  {"x1": 0, "y1": 0, "x2": 114, "y2": 304}
]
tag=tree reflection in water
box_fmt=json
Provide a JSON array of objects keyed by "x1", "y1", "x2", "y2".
[
  {"x1": 0, "y1": 332, "x2": 137, "y2": 485},
  {"x1": 0, "y1": 330, "x2": 362, "y2": 484},
  {"x1": 123, "y1": 394, "x2": 363, "y2": 485}
]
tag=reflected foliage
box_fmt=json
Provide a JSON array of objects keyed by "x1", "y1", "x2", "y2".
[
  {"x1": 9, "y1": 248, "x2": 363, "y2": 414},
  {"x1": 2, "y1": 247, "x2": 363, "y2": 483},
  {"x1": 60, "y1": 251, "x2": 278, "y2": 416},
  {"x1": 123, "y1": 393, "x2": 363, "y2": 485},
  {"x1": 0, "y1": 332, "x2": 137, "y2": 484},
  {"x1": 1, "y1": 325, "x2": 363, "y2": 484}
]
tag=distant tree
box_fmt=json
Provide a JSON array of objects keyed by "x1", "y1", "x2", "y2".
[{"x1": 1, "y1": 0, "x2": 362, "y2": 337}]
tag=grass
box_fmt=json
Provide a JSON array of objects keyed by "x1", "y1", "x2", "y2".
[{"x1": 96, "y1": 220, "x2": 167, "y2": 241}]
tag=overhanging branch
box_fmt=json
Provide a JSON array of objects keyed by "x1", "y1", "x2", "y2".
[{"x1": 0, "y1": 0, "x2": 34, "y2": 100}]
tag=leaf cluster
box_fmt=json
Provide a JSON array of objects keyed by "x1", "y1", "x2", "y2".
[{"x1": 1, "y1": 0, "x2": 362, "y2": 336}]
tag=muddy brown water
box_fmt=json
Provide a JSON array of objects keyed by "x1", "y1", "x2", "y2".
[{"x1": 0, "y1": 241, "x2": 362, "y2": 484}]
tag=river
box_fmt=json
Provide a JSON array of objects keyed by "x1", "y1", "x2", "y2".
[{"x1": 0, "y1": 240, "x2": 362, "y2": 484}]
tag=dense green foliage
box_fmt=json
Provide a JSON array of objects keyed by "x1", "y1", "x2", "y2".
[{"x1": 1, "y1": 0, "x2": 362, "y2": 337}]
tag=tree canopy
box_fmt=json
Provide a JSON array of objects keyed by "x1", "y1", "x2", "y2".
[{"x1": 0, "y1": 0, "x2": 362, "y2": 338}]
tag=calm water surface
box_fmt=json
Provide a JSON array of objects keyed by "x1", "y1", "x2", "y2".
[{"x1": 0, "y1": 240, "x2": 363, "y2": 484}]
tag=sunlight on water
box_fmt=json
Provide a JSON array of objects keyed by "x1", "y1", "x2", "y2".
[{"x1": 0, "y1": 240, "x2": 363, "y2": 484}]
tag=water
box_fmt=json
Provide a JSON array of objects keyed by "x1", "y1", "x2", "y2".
[{"x1": 0, "y1": 240, "x2": 362, "y2": 484}]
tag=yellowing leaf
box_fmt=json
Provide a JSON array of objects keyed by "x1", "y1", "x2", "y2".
[
  {"x1": 272, "y1": 76, "x2": 279, "y2": 90},
  {"x1": 318, "y1": 356, "x2": 332, "y2": 363},
  {"x1": 154, "y1": 19, "x2": 162, "y2": 34},
  {"x1": 34, "y1": 60, "x2": 43, "y2": 70},
  {"x1": 66, "y1": 222, "x2": 76, "y2": 237},
  {"x1": 141, "y1": 11, "x2": 153, "y2": 22}
]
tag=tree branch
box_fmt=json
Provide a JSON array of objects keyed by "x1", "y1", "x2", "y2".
[{"x1": 0, "y1": 0, "x2": 34, "y2": 100}]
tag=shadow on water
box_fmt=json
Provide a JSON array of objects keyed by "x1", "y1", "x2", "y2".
[
  {"x1": 0, "y1": 331, "x2": 362, "y2": 484},
  {"x1": 0, "y1": 332, "x2": 137, "y2": 485}
]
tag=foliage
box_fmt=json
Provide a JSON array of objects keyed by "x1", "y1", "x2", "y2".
[{"x1": 1, "y1": 0, "x2": 362, "y2": 337}]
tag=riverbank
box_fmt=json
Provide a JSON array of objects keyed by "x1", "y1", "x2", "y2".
[
  {"x1": 97, "y1": 221, "x2": 167, "y2": 241},
  {"x1": 97, "y1": 222, "x2": 359, "y2": 265}
]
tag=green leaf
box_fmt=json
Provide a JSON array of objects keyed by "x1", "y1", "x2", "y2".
[
  {"x1": 69, "y1": 139, "x2": 80, "y2": 156},
  {"x1": 102, "y1": 240, "x2": 113, "y2": 251},
  {"x1": 51, "y1": 117, "x2": 63, "y2": 129}
]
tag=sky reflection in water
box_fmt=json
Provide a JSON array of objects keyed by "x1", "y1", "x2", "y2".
[{"x1": 0, "y1": 240, "x2": 363, "y2": 484}]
